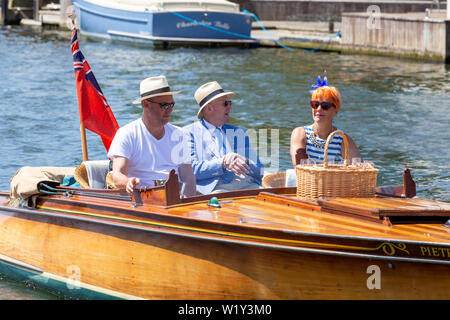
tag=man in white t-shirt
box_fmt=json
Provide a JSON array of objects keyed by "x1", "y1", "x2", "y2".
[{"x1": 107, "y1": 75, "x2": 196, "y2": 196}]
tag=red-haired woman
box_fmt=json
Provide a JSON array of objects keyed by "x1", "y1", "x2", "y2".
[{"x1": 290, "y1": 84, "x2": 361, "y2": 166}]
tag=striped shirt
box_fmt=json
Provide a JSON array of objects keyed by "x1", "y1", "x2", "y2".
[{"x1": 304, "y1": 124, "x2": 343, "y2": 163}]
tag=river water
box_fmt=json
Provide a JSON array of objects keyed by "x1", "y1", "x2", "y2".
[{"x1": 0, "y1": 25, "x2": 449, "y2": 299}]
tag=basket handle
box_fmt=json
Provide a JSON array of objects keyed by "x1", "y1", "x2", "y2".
[{"x1": 323, "y1": 130, "x2": 349, "y2": 167}]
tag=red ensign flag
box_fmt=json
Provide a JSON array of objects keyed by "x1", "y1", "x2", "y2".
[{"x1": 71, "y1": 28, "x2": 119, "y2": 151}]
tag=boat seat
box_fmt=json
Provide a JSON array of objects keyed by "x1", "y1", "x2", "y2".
[{"x1": 74, "y1": 160, "x2": 115, "y2": 189}]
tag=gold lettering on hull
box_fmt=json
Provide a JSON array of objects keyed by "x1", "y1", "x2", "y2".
[{"x1": 420, "y1": 246, "x2": 450, "y2": 258}]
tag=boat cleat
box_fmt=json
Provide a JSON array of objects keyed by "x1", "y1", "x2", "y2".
[{"x1": 207, "y1": 197, "x2": 235, "y2": 208}]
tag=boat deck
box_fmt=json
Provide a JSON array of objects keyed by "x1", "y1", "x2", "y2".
[
  {"x1": 2, "y1": 188, "x2": 448, "y2": 245},
  {"x1": 169, "y1": 194, "x2": 450, "y2": 243}
]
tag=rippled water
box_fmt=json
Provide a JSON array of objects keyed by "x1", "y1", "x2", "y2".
[
  {"x1": 0, "y1": 25, "x2": 449, "y2": 298},
  {"x1": 0, "y1": 276, "x2": 57, "y2": 300}
]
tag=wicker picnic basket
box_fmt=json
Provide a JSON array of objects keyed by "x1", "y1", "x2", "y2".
[{"x1": 296, "y1": 130, "x2": 378, "y2": 200}]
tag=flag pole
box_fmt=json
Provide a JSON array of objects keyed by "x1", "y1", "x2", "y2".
[
  {"x1": 70, "y1": 15, "x2": 89, "y2": 162},
  {"x1": 80, "y1": 118, "x2": 89, "y2": 161}
]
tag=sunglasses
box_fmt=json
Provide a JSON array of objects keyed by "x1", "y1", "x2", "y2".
[
  {"x1": 222, "y1": 100, "x2": 232, "y2": 107},
  {"x1": 148, "y1": 100, "x2": 175, "y2": 110},
  {"x1": 310, "y1": 100, "x2": 335, "y2": 110}
]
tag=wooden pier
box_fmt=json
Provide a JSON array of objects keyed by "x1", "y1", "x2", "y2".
[
  {"x1": 254, "y1": 9, "x2": 450, "y2": 62},
  {"x1": 234, "y1": 0, "x2": 445, "y2": 22},
  {"x1": 243, "y1": 0, "x2": 450, "y2": 62}
]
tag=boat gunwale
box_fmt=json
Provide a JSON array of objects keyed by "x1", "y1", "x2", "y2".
[
  {"x1": 2, "y1": 194, "x2": 450, "y2": 249},
  {"x1": 1, "y1": 204, "x2": 450, "y2": 266},
  {"x1": 34, "y1": 194, "x2": 450, "y2": 249},
  {"x1": 32, "y1": 191, "x2": 418, "y2": 244},
  {"x1": 2, "y1": 190, "x2": 450, "y2": 247},
  {"x1": 35, "y1": 199, "x2": 450, "y2": 247}
]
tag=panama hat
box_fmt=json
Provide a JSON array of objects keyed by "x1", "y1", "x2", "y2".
[
  {"x1": 195, "y1": 81, "x2": 235, "y2": 118},
  {"x1": 133, "y1": 75, "x2": 181, "y2": 104}
]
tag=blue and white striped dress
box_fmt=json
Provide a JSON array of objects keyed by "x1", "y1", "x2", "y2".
[{"x1": 304, "y1": 125, "x2": 343, "y2": 163}]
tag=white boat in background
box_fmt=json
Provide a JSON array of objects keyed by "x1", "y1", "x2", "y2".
[{"x1": 71, "y1": 0, "x2": 257, "y2": 47}]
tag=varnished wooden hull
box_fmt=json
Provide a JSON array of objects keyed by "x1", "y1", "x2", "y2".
[{"x1": 0, "y1": 190, "x2": 449, "y2": 299}]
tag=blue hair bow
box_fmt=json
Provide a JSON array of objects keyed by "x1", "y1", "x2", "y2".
[{"x1": 309, "y1": 71, "x2": 328, "y2": 93}]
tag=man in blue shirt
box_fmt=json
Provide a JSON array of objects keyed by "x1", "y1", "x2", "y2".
[{"x1": 183, "y1": 81, "x2": 264, "y2": 195}]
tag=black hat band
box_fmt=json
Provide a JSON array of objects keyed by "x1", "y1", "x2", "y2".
[
  {"x1": 141, "y1": 86, "x2": 171, "y2": 98},
  {"x1": 199, "y1": 89, "x2": 225, "y2": 107}
]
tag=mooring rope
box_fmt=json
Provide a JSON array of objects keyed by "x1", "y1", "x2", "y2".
[
  {"x1": 167, "y1": 9, "x2": 341, "y2": 53},
  {"x1": 168, "y1": 10, "x2": 255, "y2": 40},
  {"x1": 240, "y1": 10, "x2": 294, "y2": 51},
  {"x1": 39, "y1": 183, "x2": 131, "y2": 201},
  {"x1": 167, "y1": 9, "x2": 293, "y2": 50}
]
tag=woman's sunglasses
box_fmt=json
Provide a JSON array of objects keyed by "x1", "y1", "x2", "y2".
[
  {"x1": 310, "y1": 100, "x2": 335, "y2": 110},
  {"x1": 222, "y1": 100, "x2": 232, "y2": 107}
]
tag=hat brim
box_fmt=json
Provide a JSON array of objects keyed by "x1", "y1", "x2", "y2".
[
  {"x1": 133, "y1": 90, "x2": 182, "y2": 105},
  {"x1": 197, "y1": 92, "x2": 235, "y2": 118}
]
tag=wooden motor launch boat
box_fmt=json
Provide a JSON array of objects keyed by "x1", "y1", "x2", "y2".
[
  {"x1": 0, "y1": 165, "x2": 449, "y2": 300},
  {"x1": 70, "y1": 0, "x2": 257, "y2": 47},
  {"x1": 3, "y1": 15, "x2": 445, "y2": 301}
]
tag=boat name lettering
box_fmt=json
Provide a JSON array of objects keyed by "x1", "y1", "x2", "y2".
[
  {"x1": 420, "y1": 246, "x2": 450, "y2": 258},
  {"x1": 176, "y1": 20, "x2": 212, "y2": 29},
  {"x1": 175, "y1": 21, "x2": 230, "y2": 30},
  {"x1": 214, "y1": 21, "x2": 230, "y2": 30},
  {"x1": 178, "y1": 304, "x2": 272, "y2": 316}
]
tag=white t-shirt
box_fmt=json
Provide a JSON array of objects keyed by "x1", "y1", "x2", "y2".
[{"x1": 107, "y1": 118, "x2": 189, "y2": 187}]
